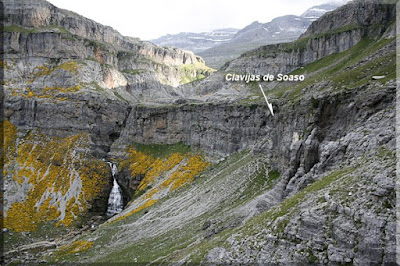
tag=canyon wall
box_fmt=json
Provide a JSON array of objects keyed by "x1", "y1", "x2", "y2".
[{"x1": 223, "y1": 2, "x2": 395, "y2": 75}]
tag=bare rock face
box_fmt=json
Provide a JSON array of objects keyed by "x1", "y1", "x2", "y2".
[
  {"x1": 151, "y1": 28, "x2": 239, "y2": 55},
  {"x1": 99, "y1": 80, "x2": 396, "y2": 265},
  {"x1": 226, "y1": 28, "x2": 364, "y2": 75},
  {"x1": 4, "y1": 0, "x2": 206, "y2": 66},
  {"x1": 3, "y1": 0, "x2": 213, "y2": 103},
  {"x1": 222, "y1": 1, "x2": 394, "y2": 77},
  {"x1": 301, "y1": 0, "x2": 396, "y2": 38},
  {"x1": 2, "y1": 0, "x2": 213, "y2": 244},
  {"x1": 196, "y1": 4, "x2": 339, "y2": 69},
  {"x1": 2, "y1": 0, "x2": 216, "y2": 155},
  {"x1": 2, "y1": 0, "x2": 397, "y2": 265}
]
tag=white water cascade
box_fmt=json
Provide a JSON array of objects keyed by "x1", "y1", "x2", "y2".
[{"x1": 106, "y1": 162, "x2": 124, "y2": 217}]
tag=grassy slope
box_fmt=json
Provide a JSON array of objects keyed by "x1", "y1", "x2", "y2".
[
  {"x1": 161, "y1": 146, "x2": 395, "y2": 263},
  {"x1": 73, "y1": 34, "x2": 396, "y2": 263},
  {"x1": 39, "y1": 21, "x2": 395, "y2": 265},
  {"x1": 216, "y1": 147, "x2": 395, "y2": 263},
  {"x1": 48, "y1": 151, "x2": 282, "y2": 263},
  {"x1": 266, "y1": 37, "x2": 395, "y2": 101},
  {"x1": 59, "y1": 145, "x2": 394, "y2": 264},
  {"x1": 232, "y1": 35, "x2": 394, "y2": 105}
]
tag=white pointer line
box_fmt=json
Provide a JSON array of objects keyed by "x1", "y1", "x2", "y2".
[{"x1": 259, "y1": 84, "x2": 274, "y2": 117}]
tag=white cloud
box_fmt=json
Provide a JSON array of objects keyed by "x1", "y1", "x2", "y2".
[{"x1": 47, "y1": 0, "x2": 348, "y2": 40}]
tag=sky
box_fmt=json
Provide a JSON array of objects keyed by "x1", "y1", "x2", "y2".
[{"x1": 47, "y1": 0, "x2": 349, "y2": 40}]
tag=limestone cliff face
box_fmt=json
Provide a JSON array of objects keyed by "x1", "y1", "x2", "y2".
[
  {"x1": 3, "y1": 0, "x2": 215, "y2": 153},
  {"x1": 3, "y1": 0, "x2": 213, "y2": 104},
  {"x1": 225, "y1": 28, "x2": 364, "y2": 75},
  {"x1": 111, "y1": 81, "x2": 395, "y2": 170},
  {"x1": 223, "y1": 1, "x2": 395, "y2": 76},
  {"x1": 2, "y1": 0, "x2": 212, "y2": 240},
  {"x1": 3, "y1": 0, "x2": 397, "y2": 264},
  {"x1": 89, "y1": 81, "x2": 396, "y2": 265},
  {"x1": 5, "y1": 93, "x2": 131, "y2": 156},
  {"x1": 301, "y1": 0, "x2": 396, "y2": 38},
  {"x1": 4, "y1": 0, "x2": 206, "y2": 67}
]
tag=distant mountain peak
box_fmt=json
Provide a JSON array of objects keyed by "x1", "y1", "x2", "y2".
[
  {"x1": 151, "y1": 28, "x2": 239, "y2": 53},
  {"x1": 301, "y1": 3, "x2": 340, "y2": 19},
  {"x1": 152, "y1": 2, "x2": 342, "y2": 68}
]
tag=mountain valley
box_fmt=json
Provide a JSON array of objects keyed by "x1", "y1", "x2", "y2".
[{"x1": 2, "y1": 0, "x2": 398, "y2": 264}]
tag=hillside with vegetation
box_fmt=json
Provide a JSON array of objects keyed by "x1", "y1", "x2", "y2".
[{"x1": 2, "y1": 0, "x2": 397, "y2": 264}]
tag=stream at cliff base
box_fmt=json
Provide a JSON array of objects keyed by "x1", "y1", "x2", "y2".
[{"x1": 106, "y1": 162, "x2": 124, "y2": 217}]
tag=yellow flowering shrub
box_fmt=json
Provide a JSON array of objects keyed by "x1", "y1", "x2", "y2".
[
  {"x1": 4, "y1": 202, "x2": 38, "y2": 232},
  {"x1": 4, "y1": 127, "x2": 110, "y2": 232},
  {"x1": 43, "y1": 85, "x2": 81, "y2": 94},
  {"x1": 115, "y1": 147, "x2": 209, "y2": 222},
  {"x1": 56, "y1": 61, "x2": 79, "y2": 73},
  {"x1": 113, "y1": 199, "x2": 158, "y2": 223},
  {"x1": 34, "y1": 64, "x2": 52, "y2": 76},
  {"x1": 2, "y1": 120, "x2": 17, "y2": 165},
  {"x1": 161, "y1": 155, "x2": 209, "y2": 190},
  {"x1": 137, "y1": 153, "x2": 185, "y2": 191},
  {"x1": 79, "y1": 161, "x2": 110, "y2": 203},
  {"x1": 34, "y1": 61, "x2": 79, "y2": 77},
  {"x1": 126, "y1": 149, "x2": 154, "y2": 177},
  {"x1": 58, "y1": 240, "x2": 93, "y2": 255},
  {"x1": 18, "y1": 85, "x2": 81, "y2": 100}
]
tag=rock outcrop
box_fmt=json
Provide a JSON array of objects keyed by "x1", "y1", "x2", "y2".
[
  {"x1": 77, "y1": 79, "x2": 396, "y2": 265},
  {"x1": 301, "y1": 0, "x2": 396, "y2": 38},
  {"x1": 3, "y1": 0, "x2": 213, "y2": 105},
  {"x1": 197, "y1": 4, "x2": 339, "y2": 69},
  {"x1": 225, "y1": 28, "x2": 364, "y2": 74},
  {"x1": 2, "y1": 0, "x2": 212, "y2": 248},
  {"x1": 3, "y1": 0, "x2": 397, "y2": 265},
  {"x1": 223, "y1": 1, "x2": 395, "y2": 76},
  {"x1": 151, "y1": 28, "x2": 239, "y2": 54}
]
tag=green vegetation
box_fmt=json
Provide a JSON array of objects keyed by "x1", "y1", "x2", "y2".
[
  {"x1": 177, "y1": 64, "x2": 214, "y2": 84},
  {"x1": 4, "y1": 221, "x2": 68, "y2": 251},
  {"x1": 89, "y1": 81, "x2": 104, "y2": 92},
  {"x1": 331, "y1": 52, "x2": 395, "y2": 87},
  {"x1": 122, "y1": 69, "x2": 146, "y2": 75},
  {"x1": 93, "y1": 222, "x2": 204, "y2": 263},
  {"x1": 307, "y1": 248, "x2": 319, "y2": 264},
  {"x1": 267, "y1": 37, "x2": 395, "y2": 101},
  {"x1": 268, "y1": 170, "x2": 280, "y2": 187},
  {"x1": 49, "y1": 151, "x2": 257, "y2": 263},
  {"x1": 85, "y1": 56, "x2": 97, "y2": 62},
  {"x1": 376, "y1": 146, "x2": 396, "y2": 160},
  {"x1": 4, "y1": 25, "x2": 36, "y2": 33},
  {"x1": 245, "y1": 24, "x2": 365, "y2": 58},
  {"x1": 234, "y1": 167, "x2": 280, "y2": 208},
  {"x1": 84, "y1": 39, "x2": 107, "y2": 50},
  {"x1": 113, "y1": 91, "x2": 126, "y2": 102},
  {"x1": 132, "y1": 142, "x2": 192, "y2": 158},
  {"x1": 242, "y1": 169, "x2": 268, "y2": 196},
  {"x1": 49, "y1": 25, "x2": 70, "y2": 34},
  {"x1": 4, "y1": 25, "x2": 70, "y2": 34},
  {"x1": 186, "y1": 227, "x2": 236, "y2": 261},
  {"x1": 55, "y1": 241, "x2": 93, "y2": 257},
  {"x1": 243, "y1": 167, "x2": 354, "y2": 236}
]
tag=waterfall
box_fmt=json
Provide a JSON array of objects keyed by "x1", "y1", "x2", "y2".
[{"x1": 106, "y1": 162, "x2": 124, "y2": 217}]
